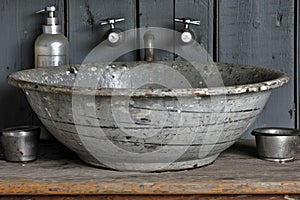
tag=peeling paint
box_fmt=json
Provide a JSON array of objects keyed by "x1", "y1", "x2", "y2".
[
  {"x1": 84, "y1": 0, "x2": 95, "y2": 28},
  {"x1": 8, "y1": 61, "x2": 289, "y2": 97},
  {"x1": 7, "y1": 61, "x2": 289, "y2": 171},
  {"x1": 252, "y1": 17, "x2": 261, "y2": 29},
  {"x1": 276, "y1": 13, "x2": 283, "y2": 27},
  {"x1": 289, "y1": 109, "x2": 293, "y2": 119}
]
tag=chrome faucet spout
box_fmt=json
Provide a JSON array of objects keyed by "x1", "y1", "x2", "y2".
[{"x1": 144, "y1": 31, "x2": 155, "y2": 61}]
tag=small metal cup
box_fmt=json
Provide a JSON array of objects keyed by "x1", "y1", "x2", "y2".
[
  {"x1": 251, "y1": 128, "x2": 299, "y2": 162},
  {"x1": 0, "y1": 126, "x2": 40, "y2": 162}
]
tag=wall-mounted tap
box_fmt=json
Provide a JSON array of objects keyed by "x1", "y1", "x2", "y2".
[
  {"x1": 99, "y1": 18, "x2": 125, "y2": 46},
  {"x1": 144, "y1": 31, "x2": 155, "y2": 62},
  {"x1": 175, "y1": 18, "x2": 200, "y2": 45}
]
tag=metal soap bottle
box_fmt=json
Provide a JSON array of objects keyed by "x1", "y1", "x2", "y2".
[{"x1": 34, "y1": 6, "x2": 69, "y2": 68}]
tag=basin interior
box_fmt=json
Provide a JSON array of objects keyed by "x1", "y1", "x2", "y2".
[{"x1": 10, "y1": 61, "x2": 285, "y2": 91}]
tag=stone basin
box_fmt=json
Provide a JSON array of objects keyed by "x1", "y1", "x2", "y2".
[{"x1": 8, "y1": 61, "x2": 289, "y2": 171}]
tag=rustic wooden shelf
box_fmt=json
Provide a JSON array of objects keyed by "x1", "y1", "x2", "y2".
[{"x1": 0, "y1": 139, "x2": 300, "y2": 199}]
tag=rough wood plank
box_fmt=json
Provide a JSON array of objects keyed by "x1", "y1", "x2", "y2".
[
  {"x1": 139, "y1": 0, "x2": 174, "y2": 61},
  {"x1": 174, "y1": 0, "x2": 213, "y2": 61},
  {"x1": 0, "y1": 195, "x2": 299, "y2": 200},
  {"x1": 1, "y1": 140, "x2": 300, "y2": 195},
  {"x1": 297, "y1": 0, "x2": 300, "y2": 129},
  {"x1": 67, "y1": 0, "x2": 137, "y2": 64},
  {"x1": 218, "y1": 0, "x2": 295, "y2": 136},
  {"x1": 0, "y1": 0, "x2": 63, "y2": 131}
]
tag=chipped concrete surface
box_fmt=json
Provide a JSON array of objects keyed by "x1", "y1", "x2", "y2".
[{"x1": 7, "y1": 61, "x2": 289, "y2": 171}]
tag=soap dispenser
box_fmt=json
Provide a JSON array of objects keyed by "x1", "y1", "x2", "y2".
[{"x1": 34, "y1": 6, "x2": 69, "y2": 68}]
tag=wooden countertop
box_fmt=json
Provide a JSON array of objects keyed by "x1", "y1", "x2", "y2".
[{"x1": 0, "y1": 139, "x2": 300, "y2": 196}]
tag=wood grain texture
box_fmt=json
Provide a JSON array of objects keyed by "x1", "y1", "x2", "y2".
[
  {"x1": 1, "y1": 140, "x2": 300, "y2": 195},
  {"x1": 218, "y1": 0, "x2": 295, "y2": 135},
  {"x1": 67, "y1": 0, "x2": 137, "y2": 63},
  {"x1": 1, "y1": 0, "x2": 296, "y2": 139},
  {"x1": 0, "y1": 0, "x2": 63, "y2": 130},
  {"x1": 139, "y1": 0, "x2": 174, "y2": 61},
  {"x1": 0, "y1": 195, "x2": 300, "y2": 200},
  {"x1": 297, "y1": 0, "x2": 300, "y2": 129}
]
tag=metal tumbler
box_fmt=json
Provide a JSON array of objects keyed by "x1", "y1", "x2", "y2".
[{"x1": 1, "y1": 126, "x2": 40, "y2": 162}]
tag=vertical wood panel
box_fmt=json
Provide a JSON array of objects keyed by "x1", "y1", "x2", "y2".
[
  {"x1": 0, "y1": 0, "x2": 63, "y2": 130},
  {"x1": 174, "y1": 0, "x2": 213, "y2": 61},
  {"x1": 139, "y1": 0, "x2": 174, "y2": 61},
  {"x1": 68, "y1": 0, "x2": 137, "y2": 64},
  {"x1": 0, "y1": 0, "x2": 297, "y2": 139},
  {"x1": 218, "y1": 0, "x2": 295, "y2": 136},
  {"x1": 297, "y1": 0, "x2": 299, "y2": 128}
]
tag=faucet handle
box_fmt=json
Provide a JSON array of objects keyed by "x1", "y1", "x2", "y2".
[
  {"x1": 99, "y1": 18, "x2": 125, "y2": 46},
  {"x1": 175, "y1": 18, "x2": 200, "y2": 29},
  {"x1": 175, "y1": 18, "x2": 200, "y2": 45},
  {"x1": 99, "y1": 18, "x2": 125, "y2": 29}
]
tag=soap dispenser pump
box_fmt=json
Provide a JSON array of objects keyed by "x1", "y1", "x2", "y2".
[{"x1": 34, "y1": 6, "x2": 69, "y2": 68}]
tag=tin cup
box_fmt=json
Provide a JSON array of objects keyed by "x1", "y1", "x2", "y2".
[
  {"x1": 0, "y1": 126, "x2": 40, "y2": 162},
  {"x1": 251, "y1": 128, "x2": 299, "y2": 162}
]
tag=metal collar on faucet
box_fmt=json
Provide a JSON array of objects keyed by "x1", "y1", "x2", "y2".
[
  {"x1": 99, "y1": 18, "x2": 125, "y2": 46},
  {"x1": 175, "y1": 18, "x2": 201, "y2": 45}
]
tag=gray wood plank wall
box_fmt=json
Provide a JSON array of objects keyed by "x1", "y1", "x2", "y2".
[
  {"x1": 0, "y1": 0, "x2": 63, "y2": 129},
  {"x1": 218, "y1": 0, "x2": 295, "y2": 135},
  {"x1": 139, "y1": 0, "x2": 174, "y2": 61},
  {"x1": 0, "y1": 0, "x2": 297, "y2": 138},
  {"x1": 68, "y1": 0, "x2": 137, "y2": 63},
  {"x1": 175, "y1": 0, "x2": 214, "y2": 61}
]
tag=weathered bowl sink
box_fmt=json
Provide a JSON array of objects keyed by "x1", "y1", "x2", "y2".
[{"x1": 8, "y1": 61, "x2": 289, "y2": 171}]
